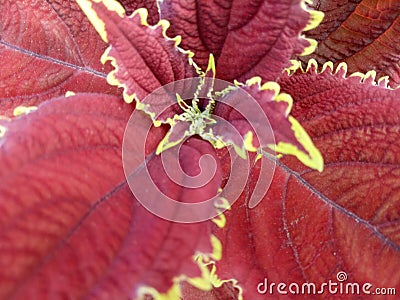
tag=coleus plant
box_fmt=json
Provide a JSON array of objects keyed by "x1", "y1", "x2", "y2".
[{"x1": 0, "y1": 0, "x2": 399, "y2": 299}]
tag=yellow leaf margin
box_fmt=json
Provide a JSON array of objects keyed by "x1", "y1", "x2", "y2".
[
  {"x1": 236, "y1": 77, "x2": 324, "y2": 172},
  {"x1": 287, "y1": 58, "x2": 398, "y2": 90},
  {"x1": 299, "y1": 0, "x2": 324, "y2": 56},
  {"x1": 76, "y1": 0, "x2": 201, "y2": 105}
]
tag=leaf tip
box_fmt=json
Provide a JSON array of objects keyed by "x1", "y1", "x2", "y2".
[
  {"x1": 204, "y1": 54, "x2": 216, "y2": 78},
  {"x1": 276, "y1": 116, "x2": 324, "y2": 172}
]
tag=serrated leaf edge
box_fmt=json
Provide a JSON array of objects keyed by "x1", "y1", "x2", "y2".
[
  {"x1": 287, "y1": 58, "x2": 398, "y2": 90},
  {"x1": 298, "y1": 1, "x2": 324, "y2": 56},
  {"x1": 238, "y1": 76, "x2": 324, "y2": 172},
  {"x1": 136, "y1": 233, "x2": 224, "y2": 300},
  {"x1": 76, "y1": 0, "x2": 202, "y2": 104}
]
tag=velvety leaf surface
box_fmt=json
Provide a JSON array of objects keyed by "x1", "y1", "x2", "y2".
[
  {"x1": 0, "y1": 94, "x2": 220, "y2": 299},
  {"x1": 210, "y1": 65, "x2": 400, "y2": 299},
  {"x1": 0, "y1": 0, "x2": 119, "y2": 116},
  {"x1": 76, "y1": 0, "x2": 197, "y2": 104},
  {"x1": 301, "y1": 0, "x2": 400, "y2": 87},
  {"x1": 76, "y1": 0, "x2": 324, "y2": 171},
  {"x1": 119, "y1": 0, "x2": 160, "y2": 24},
  {"x1": 159, "y1": 0, "x2": 319, "y2": 82}
]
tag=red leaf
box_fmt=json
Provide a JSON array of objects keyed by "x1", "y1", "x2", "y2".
[
  {"x1": 0, "y1": 0, "x2": 119, "y2": 116},
  {"x1": 76, "y1": 0, "x2": 198, "y2": 104},
  {"x1": 209, "y1": 63, "x2": 400, "y2": 299},
  {"x1": 301, "y1": 0, "x2": 400, "y2": 87},
  {"x1": 213, "y1": 79, "x2": 323, "y2": 171},
  {"x1": 75, "y1": 0, "x2": 324, "y2": 171},
  {"x1": 159, "y1": 0, "x2": 322, "y2": 82},
  {"x1": 0, "y1": 94, "x2": 221, "y2": 299}
]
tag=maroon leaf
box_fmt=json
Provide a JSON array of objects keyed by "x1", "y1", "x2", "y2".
[
  {"x1": 76, "y1": 0, "x2": 198, "y2": 104},
  {"x1": 301, "y1": 0, "x2": 400, "y2": 87},
  {"x1": 0, "y1": 94, "x2": 222, "y2": 299},
  {"x1": 6, "y1": 1, "x2": 399, "y2": 300},
  {"x1": 159, "y1": 0, "x2": 322, "y2": 82},
  {"x1": 0, "y1": 0, "x2": 120, "y2": 117},
  {"x1": 208, "y1": 63, "x2": 400, "y2": 299},
  {"x1": 76, "y1": 0, "x2": 324, "y2": 173}
]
